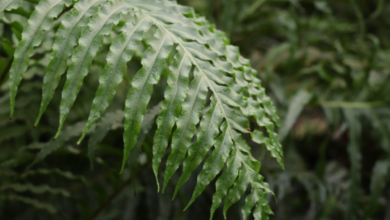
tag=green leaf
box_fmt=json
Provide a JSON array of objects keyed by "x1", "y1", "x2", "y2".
[
  {"x1": 344, "y1": 109, "x2": 362, "y2": 220},
  {"x1": 162, "y1": 69, "x2": 208, "y2": 192},
  {"x1": 8, "y1": 1, "x2": 283, "y2": 219},
  {"x1": 121, "y1": 28, "x2": 174, "y2": 173},
  {"x1": 253, "y1": 128, "x2": 284, "y2": 169},
  {"x1": 223, "y1": 165, "x2": 251, "y2": 217},
  {"x1": 35, "y1": 0, "x2": 103, "y2": 126},
  {"x1": 152, "y1": 46, "x2": 191, "y2": 191},
  {"x1": 8, "y1": 0, "x2": 72, "y2": 118},
  {"x1": 0, "y1": 0, "x2": 22, "y2": 19},
  {"x1": 209, "y1": 147, "x2": 241, "y2": 220},
  {"x1": 78, "y1": 12, "x2": 152, "y2": 143},
  {"x1": 0, "y1": 183, "x2": 70, "y2": 197},
  {"x1": 279, "y1": 90, "x2": 312, "y2": 140},
  {"x1": 364, "y1": 160, "x2": 390, "y2": 218},
  {"x1": 55, "y1": 0, "x2": 131, "y2": 139},
  {"x1": 173, "y1": 98, "x2": 223, "y2": 198},
  {"x1": 223, "y1": 165, "x2": 273, "y2": 219},
  {"x1": 129, "y1": 102, "x2": 162, "y2": 174},
  {"x1": 20, "y1": 168, "x2": 86, "y2": 183},
  {"x1": 185, "y1": 121, "x2": 233, "y2": 209},
  {"x1": 242, "y1": 187, "x2": 260, "y2": 219},
  {"x1": 253, "y1": 192, "x2": 273, "y2": 220}
]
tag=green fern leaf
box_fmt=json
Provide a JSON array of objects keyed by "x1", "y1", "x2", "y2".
[
  {"x1": 173, "y1": 98, "x2": 223, "y2": 198},
  {"x1": 279, "y1": 90, "x2": 312, "y2": 140},
  {"x1": 185, "y1": 121, "x2": 233, "y2": 209},
  {"x1": 8, "y1": 0, "x2": 72, "y2": 117},
  {"x1": 1, "y1": 183, "x2": 70, "y2": 197},
  {"x1": 152, "y1": 47, "x2": 191, "y2": 191},
  {"x1": 122, "y1": 28, "x2": 174, "y2": 173},
  {"x1": 162, "y1": 68, "x2": 208, "y2": 192},
  {"x1": 253, "y1": 129, "x2": 284, "y2": 169},
  {"x1": 364, "y1": 160, "x2": 390, "y2": 217},
  {"x1": 345, "y1": 109, "x2": 362, "y2": 218},
  {"x1": 21, "y1": 168, "x2": 86, "y2": 183},
  {"x1": 55, "y1": 0, "x2": 131, "y2": 138},
  {"x1": 209, "y1": 147, "x2": 241, "y2": 220},
  {"x1": 35, "y1": 0, "x2": 103, "y2": 126},
  {"x1": 0, "y1": 0, "x2": 22, "y2": 19},
  {"x1": 79, "y1": 11, "x2": 152, "y2": 143},
  {"x1": 8, "y1": 0, "x2": 284, "y2": 219},
  {"x1": 223, "y1": 166, "x2": 273, "y2": 219},
  {"x1": 253, "y1": 191, "x2": 273, "y2": 220},
  {"x1": 223, "y1": 166, "x2": 251, "y2": 217}
]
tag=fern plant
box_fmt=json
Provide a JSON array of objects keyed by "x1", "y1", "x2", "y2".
[{"x1": 2, "y1": 0, "x2": 283, "y2": 219}]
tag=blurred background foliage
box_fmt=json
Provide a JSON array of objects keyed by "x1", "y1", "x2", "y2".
[{"x1": 1, "y1": 0, "x2": 390, "y2": 219}]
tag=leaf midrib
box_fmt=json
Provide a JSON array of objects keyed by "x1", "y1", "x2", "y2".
[
  {"x1": 98, "y1": 16, "x2": 148, "y2": 109},
  {"x1": 46, "y1": 0, "x2": 102, "y2": 89},
  {"x1": 145, "y1": 13, "x2": 267, "y2": 188},
  {"x1": 11, "y1": 0, "x2": 63, "y2": 79},
  {"x1": 10, "y1": 0, "x2": 64, "y2": 117},
  {"x1": 131, "y1": 9, "x2": 264, "y2": 177},
  {"x1": 127, "y1": 33, "x2": 169, "y2": 124},
  {"x1": 120, "y1": 5, "x2": 236, "y2": 139},
  {"x1": 173, "y1": 75, "x2": 204, "y2": 147},
  {"x1": 187, "y1": 104, "x2": 218, "y2": 165},
  {"x1": 62, "y1": 5, "x2": 126, "y2": 109},
  {"x1": 144, "y1": 15, "x2": 235, "y2": 141},
  {"x1": 154, "y1": 52, "x2": 186, "y2": 150},
  {"x1": 17, "y1": 0, "x2": 63, "y2": 57}
]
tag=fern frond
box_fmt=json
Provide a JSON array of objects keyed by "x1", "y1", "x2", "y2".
[
  {"x1": 162, "y1": 67, "x2": 208, "y2": 192},
  {"x1": 21, "y1": 168, "x2": 86, "y2": 183},
  {"x1": 35, "y1": 0, "x2": 104, "y2": 126},
  {"x1": 0, "y1": 0, "x2": 22, "y2": 19},
  {"x1": 209, "y1": 147, "x2": 242, "y2": 219},
  {"x1": 153, "y1": 46, "x2": 191, "y2": 190},
  {"x1": 185, "y1": 121, "x2": 233, "y2": 210},
  {"x1": 8, "y1": 0, "x2": 284, "y2": 219},
  {"x1": 122, "y1": 27, "x2": 174, "y2": 173},
  {"x1": 1, "y1": 183, "x2": 70, "y2": 197},
  {"x1": 8, "y1": 0, "x2": 73, "y2": 117},
  {"x1": 79, "y1": 11, "x2": 152, "y2": 143},
  {"x1": 55, "y1": 0, "x2": 132, "y2": 138},
  {"x1": 345, "y1": 109, "x2": 362, "y2": 217},
  {"x1": 173, "y1": 97, "x2": 222, "y2": 198}
]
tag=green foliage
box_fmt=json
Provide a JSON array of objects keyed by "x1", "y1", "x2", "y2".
[
  {"x1": 0, "y1": 0, "x2": 22, "y2": 19},
  {"x1": 279, "y1": 90, "x2": 312, "y2": 140},
  {"x1": 201, "y1": 0, "x2": 389, "y2": 219},
  {"x1": 1, "y1": 0, "x2": 390, "y2": 219},
  {"x1": 1, "y1": 0, "x2": 283, "y2": 219},
  {"x1": 8, "y1": 0, "x2": 73, "y2": 117}
]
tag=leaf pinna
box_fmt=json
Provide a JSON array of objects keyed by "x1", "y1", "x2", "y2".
[{"x1": 7, "y1": 0, "x2": 284, "y2": 219}]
